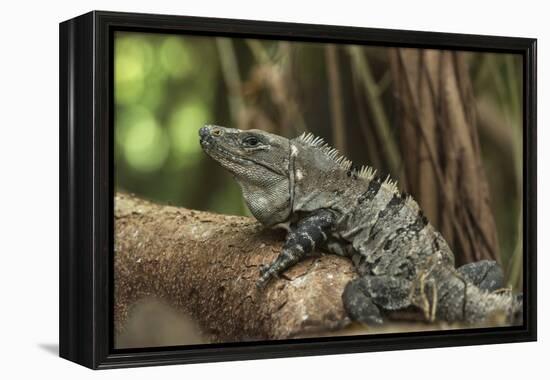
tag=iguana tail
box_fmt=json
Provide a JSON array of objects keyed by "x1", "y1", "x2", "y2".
[{"x1": 419, "y1": 261, "x2": 523, "y2": 324}]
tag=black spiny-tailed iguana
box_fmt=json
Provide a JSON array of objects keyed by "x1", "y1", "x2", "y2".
[{"x1": 199, "y1": 125, "x2": 522, "y2": 325}]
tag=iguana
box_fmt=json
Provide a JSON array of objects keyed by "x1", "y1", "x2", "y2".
[{"x1": 199, "y1": 125, "x2": 522, "y2": 325}]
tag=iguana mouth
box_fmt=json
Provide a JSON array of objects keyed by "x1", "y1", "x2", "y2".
[
  {"x1": 201, "y1": 135, "x2": 286, "y2": 176},
  {"x1": 200, "y1": 134, "x2": 253, "y2": 164}
]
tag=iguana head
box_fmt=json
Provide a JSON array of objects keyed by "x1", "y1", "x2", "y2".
[{"x1": 199, "y1": 125, "x2": 292, "y2": 225}]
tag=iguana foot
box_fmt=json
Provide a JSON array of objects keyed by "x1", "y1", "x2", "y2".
[
  {"x1": 342, "y1": 278, "x2": 383, "y2": 325},
  {"x1": 457, "y1": 260, "x2": 504, "y2": 292},
  {"x1": 256, "y1": 264, "x2": 277, "y2": 288},
  {"x1": 343, "y1": 275, "x2": 414, "y2": 325}
]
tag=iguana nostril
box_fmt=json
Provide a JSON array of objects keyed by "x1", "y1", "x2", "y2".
[{"x1": 199, "y1": 126, "x2": 209, "y2": 139}]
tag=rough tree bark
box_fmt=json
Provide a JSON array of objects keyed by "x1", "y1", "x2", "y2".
[
  {"x1": 389, "y1": 48, "x2": 500, "y2": 266},
  {"x1": 115, "y1": 193, "x2": 356, "y2": 344}
]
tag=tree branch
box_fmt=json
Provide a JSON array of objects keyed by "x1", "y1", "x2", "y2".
[{"x1": 114, "y1": 193, "x2": 355, "y2": 344}]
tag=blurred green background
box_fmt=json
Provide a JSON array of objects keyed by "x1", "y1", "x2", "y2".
[
  {"x1": 114, "y1": 31, "x2": 523, "y2": 289},
  {"x1": 115, "y1": 32, "x2": 247, "y2": 216}
]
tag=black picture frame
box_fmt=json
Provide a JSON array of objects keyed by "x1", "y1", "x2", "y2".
[{"x1": 59, "y1": 10, "x2": 537, "y2": 369}]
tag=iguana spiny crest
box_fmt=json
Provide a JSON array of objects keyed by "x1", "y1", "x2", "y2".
[{"x1": 199, "y1": 125, "x2": 522, "y2": 325}]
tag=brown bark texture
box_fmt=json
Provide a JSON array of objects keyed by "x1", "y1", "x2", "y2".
[
  {"x1": 114, "y1": 193, "x2": 356, "y2": 344},
  {"x1": 389, "y1": 48, "x2": 500, "y2": 266}
]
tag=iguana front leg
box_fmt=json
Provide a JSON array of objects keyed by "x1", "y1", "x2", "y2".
[{"x1": 257, "y1": 209, "x2": 336, "y2": 287}]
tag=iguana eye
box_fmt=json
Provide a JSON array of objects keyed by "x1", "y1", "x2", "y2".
[{"x1": 243, "y1": 136, "x2": 260, "y2": 147}]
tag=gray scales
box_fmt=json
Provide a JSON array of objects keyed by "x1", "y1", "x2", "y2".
[{"x1": 199, "y1": 125, "x2": 522, "y2": 325}]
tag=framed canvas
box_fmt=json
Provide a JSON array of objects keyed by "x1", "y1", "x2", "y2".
[{"x1": 59, "y1": 10, "x2": 537, "y2": 369}]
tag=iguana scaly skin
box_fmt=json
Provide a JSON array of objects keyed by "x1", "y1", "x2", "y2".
[{"x1": 199, "y1": 125, "x2": 522, "y2": 325}]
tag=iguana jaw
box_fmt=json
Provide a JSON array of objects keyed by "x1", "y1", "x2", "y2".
[
  {"x1": 201, "y1": 134, "x2": 284, "y2": 176},
  {"x1": 199, "y1": 125, "x2": 289, "y2": 177},
  {"x1": 199, "y1": 125, "x2": 293, "y2": 225}
]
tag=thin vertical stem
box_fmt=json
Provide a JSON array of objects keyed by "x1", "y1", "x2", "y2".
[
  {"x1": 325, "y1": 45, "x2": 346, "y2": 152},
  {"x1": 348, "y1": 46, "x2": 400, "y2": 175},
  {"x1": 216, "y1": 38, "x2": 244, "y2": 126}
]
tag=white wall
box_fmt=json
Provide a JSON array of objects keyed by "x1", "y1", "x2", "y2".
[{"x1": 0, "y1": 0, "x2": 546, "y2": 378}]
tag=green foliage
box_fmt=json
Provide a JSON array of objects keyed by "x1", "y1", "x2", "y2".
[{"x1": 115, "y1": 32, "x2": 245, "y2": 214}]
